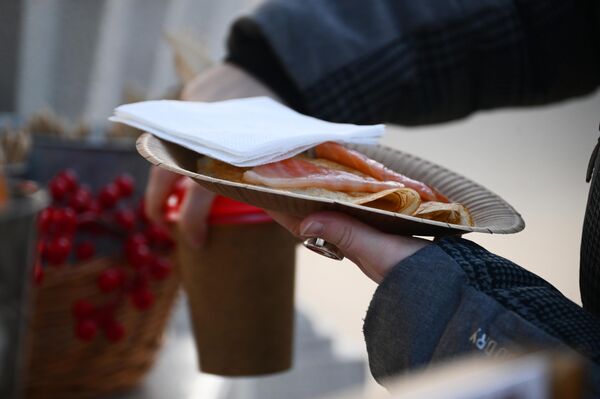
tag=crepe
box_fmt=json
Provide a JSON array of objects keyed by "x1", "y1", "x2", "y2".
[
  {"x1": 198, "y1": 157, "x2": 473, "y2": 226},
  {"x1": 414, "y1": 201, "x2": 473, "y2": 226},
  {"x1": 198, "y1": 157, "x2": 421, "y2": 215}
]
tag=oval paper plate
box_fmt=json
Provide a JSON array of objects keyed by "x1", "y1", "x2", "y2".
[{"x1": 137, "y1": 133, "x2": 524, "y2": 236}]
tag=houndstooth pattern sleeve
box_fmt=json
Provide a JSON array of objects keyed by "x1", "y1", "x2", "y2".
[
  {"x1": 581, "y1": 139, "x2": 600, "y2": 319},
  {"x1": 229, "y1": 0, "x2": 600, "y2": 125},
  {"x1": 436, "y1": 237, "x2": 600, "y2": 364}
]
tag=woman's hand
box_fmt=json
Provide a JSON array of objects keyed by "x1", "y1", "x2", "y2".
[
  {"x1": 144, "y1": 63, "x2": 281, "y2": 247},
  {"x1": 267, "y1": 210, "x2": 430, "y2": 283}
]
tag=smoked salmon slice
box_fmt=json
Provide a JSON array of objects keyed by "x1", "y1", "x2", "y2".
[
  {"x1": 243, "y1": 158, "x2": 403, "y2": 193},
  {"x1": 315, "y1": 142, "x2": 448, "y2": 202}
]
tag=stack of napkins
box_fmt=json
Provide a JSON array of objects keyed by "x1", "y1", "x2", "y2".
[{"x1": 110, "y1": 97, "x2": 384, "y2": 167}]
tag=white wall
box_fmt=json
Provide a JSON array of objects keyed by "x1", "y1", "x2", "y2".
[{"x1": 16, "y1": 0, "x2": 261, "y2": 124}]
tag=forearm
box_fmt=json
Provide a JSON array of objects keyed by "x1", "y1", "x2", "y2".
[
  {"x1": 363, "y1": 237, "x2": 600, "y2": 382},
  {"x1": 227, "y1": 0, "x2": 600, "y2": 124},
  {"x1": 181, "y1": 63, "x2": 281, "y2": 103}
]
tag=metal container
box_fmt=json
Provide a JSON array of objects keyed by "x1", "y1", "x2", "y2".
[
  {"x1": 0, "y1": 183, "x2": 47, "y2": 399},
  {"x1": 26, "y1": 135, "x2": 149, "y2": 195},
  {"x1": 25, "y1": 135, "x2": 151, "y2": 258}
]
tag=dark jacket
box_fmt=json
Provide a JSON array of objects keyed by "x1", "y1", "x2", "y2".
[
  {"x1": 227, "y1": 0, "x2": 600, "y2": 125},
  {"x1": 225, "y1": 0, "x2": 600, "y2": 392}
]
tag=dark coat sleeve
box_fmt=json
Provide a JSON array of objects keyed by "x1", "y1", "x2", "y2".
[
  {"x1": 226, "y1": 0, "x2": 600, "y2": 125},
  {"x1": 363, "y1": 237, "x2": 600, "y2": 391}
]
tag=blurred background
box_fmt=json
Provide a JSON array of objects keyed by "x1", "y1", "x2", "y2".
[{"x1": 0, "y1": 0, "x2": 598, "y2": 398}]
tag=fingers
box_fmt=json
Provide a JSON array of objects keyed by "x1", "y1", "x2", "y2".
[
  {"x1": 297, "y1": 212, "x2": 429, "y2": 283},
  {"x1": 177, "y1": 181, "x2": 216, "y2": 248},
  {"x1": 264, "y1": 210, "x2": 303, "y2": 237},
  {"x1": 145, "y1": 166, "x2": 180, "y2": 226},
  {"x1": 298, "y1": 212, "x2": 384, "y2": 258},
  {"x1": 145, "y1": 166, "x2": 215, "y2": 248}
]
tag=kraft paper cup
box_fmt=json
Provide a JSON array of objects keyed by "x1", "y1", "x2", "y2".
[{"x1": 175, "y1": 221, "x2": 296, "y2": 376}]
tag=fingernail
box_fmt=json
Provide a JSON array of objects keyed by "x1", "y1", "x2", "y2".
[{"x1": 300, "y1": 221, "x2": 323, "y2": 237}]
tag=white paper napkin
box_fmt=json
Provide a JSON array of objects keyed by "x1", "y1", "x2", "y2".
[{"x1": 110, "y1": 97, "x2": 384, "y2": 167}]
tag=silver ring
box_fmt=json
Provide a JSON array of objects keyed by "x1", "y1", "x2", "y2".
[{"x1": 302, "y1": 237, "x2": 344, "y2": 261}]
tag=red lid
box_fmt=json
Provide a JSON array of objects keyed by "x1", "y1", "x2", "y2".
[{"x1": 208, "y1": 195, "x2": 272, "y2": 225}]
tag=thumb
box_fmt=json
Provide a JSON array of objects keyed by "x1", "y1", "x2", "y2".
[
  {"x1": 299, "y1": 212, "x2": 428, "y2": 283},
  {"x1": 177, "y1": 181, "x2": 216, "y2": 248}
]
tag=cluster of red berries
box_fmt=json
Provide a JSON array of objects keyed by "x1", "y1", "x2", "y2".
[{"x1": 35, "y1": 169, "x2": 175, "y2": 343}]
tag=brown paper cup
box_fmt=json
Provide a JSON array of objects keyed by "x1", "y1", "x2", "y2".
[{"x1": 176, "y1": 222, "x2": 297, "y2": 376}]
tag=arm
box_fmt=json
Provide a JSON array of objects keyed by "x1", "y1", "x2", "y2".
[
  {"x1": 365, "y1": 236, "x2": 600, "y2": 383},
  {"x1": 227, "y1": 0, "x2": 600, "y2": 124},
  {"x1": 269, "y1": 211, "x2": 600, "y2": 390}
]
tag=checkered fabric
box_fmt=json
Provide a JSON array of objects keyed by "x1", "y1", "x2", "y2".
[
  {"x1": 437, "y1": 237, "x2": 600, "y2": 364},
  {"x1": 298, "y1": 1, "x2": 600, "y2": 125},
  {"x1": 303, "y1": 5, "x2": 529, "y2": 125},
  {"x1": 228, "y1": 1, "x2": 599, "y2": 126},
  {"x1": 581, "y1": 140, "x2": 600, "y2": 318}
]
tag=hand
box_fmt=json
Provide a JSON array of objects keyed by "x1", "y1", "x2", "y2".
[
  {"x1": 145, "y1": 168, "x2": 215, "y2": 247},
  {"x1": 144, "y1": 63, "x2": 281, "y2": 247},
  {"x1": 267, "y1": 211, "x2": 430, "y2": 283}
]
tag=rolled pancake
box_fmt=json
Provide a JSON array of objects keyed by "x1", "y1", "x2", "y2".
[
  {"x1": 414, "y1": 201, "x2": 473, "y2": 226},
  {"x1": 197, "y1": 157, "x2": 421, "y2": 215}
]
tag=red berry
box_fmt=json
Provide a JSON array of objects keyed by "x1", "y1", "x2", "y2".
[
  {"x1": 70, "y1": 187, "x2": 93, "y2": 213},
  {"x1": 58, "y1": 169, "x2": 79, "y2": 193},
  {"x1": 131, "y1": 288, "x2": 154, "y2": 310},
  {"x1": 55, "y1": 207, "x2": 77, "y2": 233},
  {"x1": 150, "y1": 257, "x2": 173, "y2": 280},
  {"x1": 75, "y1": 319, "x2": 98, "y2": 341},
  {"x1": 137, "y1": 199, "x2": 149, "y2": 224},
  {"x1": 49, "y1": 177, "x2": 69, "y2": 202},
  {"x1": 145, "y1": 224, "x2": 172, "y2": 247},
  {"x1": 114, "y1": 174, "x2": 135, "y2": 198},
  {"x1": 87, "y1": 199, "x2": 102, "y2": 215},
  {"x1": 173, "y1": 177, "x2": 187, "y2": 195},
  {"x1": 163, "y1": 179, "x2": 187, "y2": 222},
  {"x1": 75, "y1": 241, "x2": 95, "y2": 261},
  {"x1": 33, "y1": 261, "x2": 44, "y2": 285},
  {"x1": 72, "y1": 299, "x2": 95, "y2": 319},
  {"x1": 51, "y1": 208, "x2": 64, "y2": 228},
  {"x1": 45, "y1": 236, "x2": 72, "y2": 265},
  {"x1": 38, "y1": 208, "x2": 53, "y2": 233},
  {"x1": 126, "y1": 242, "x2": 151, "y2": 269},
  {"x1": 114, "y1": 208, "x2": 136, "y2": 231},
  {"x1": 95, "y1": 305, "x2": 117, "y2": 329},
  {"x1": 97, "y1": 268, "x2": 124, "y2": 292},
  {"x1": 125, "y1": 233, "x2": 148, "y2": 250},
  {"x1": 104, "y1": 321, "x2": 126, "y2": 342},
  {"x1": 98, "y1": 183, "x2": 120, "y2": 209},
  {"x1": 36, "y1": 241, "x2": 46, "y2": 259},
  {"x1": 163, "y1": 193, "x2": 181, "y2": 223},
  {"x1": 65, "y1": 207, "x2": 77, "y2": 230}
]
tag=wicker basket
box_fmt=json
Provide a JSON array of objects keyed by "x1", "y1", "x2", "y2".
[{"x1": 23, "y1": 257, "x2": 179, "y2": 399}]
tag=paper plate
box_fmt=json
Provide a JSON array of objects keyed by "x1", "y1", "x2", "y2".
[{"x1": 136, "y1": 133, "x2": 524, "y2": 236}]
